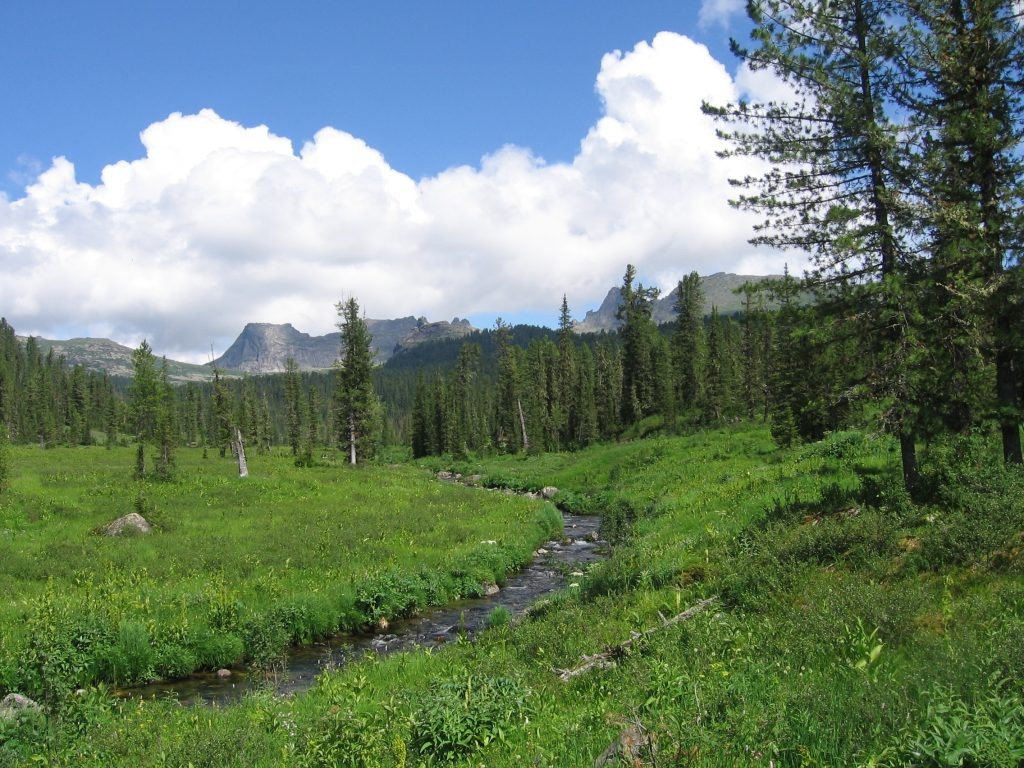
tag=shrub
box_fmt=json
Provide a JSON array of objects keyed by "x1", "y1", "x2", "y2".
[
  {"x1": 877, "y1": 683, "x2": 1024, "y2": 767},
  {"x1": 95, "y1": 621, "x2": 155, "y2": 684},
  {"x1": 410, "y1": 675, "x2": 532, "y2": 763},
  {"x1": 486, "y1": 606, "x2": 511, "y2": 629}
]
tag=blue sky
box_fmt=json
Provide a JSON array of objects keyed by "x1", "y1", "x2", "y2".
[
  {"x1": 1, "y1": 1, "x2": 790, "y2": 362},
  {"x1": 2, "y1": 1, "x2": 745, "y2": 194}
]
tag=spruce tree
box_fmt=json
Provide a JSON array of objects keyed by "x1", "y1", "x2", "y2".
[
  {"x1": 154, "y1": 359, "x2": 176, "y2": 481},
  {"x1": 334, "y1": 297, "x2": 378, "y2": 465},
  {"x1": 127, "y1": 340, "x2": 160, "y2": 477},
  {"x1": 493, "y1": 319, "x2": 523, "y2": 452},
  {"x1": 210, "y1": 368, "x2": 233, "y2": 458},
  {"x1": 673, "y1": 272, "x2": 705, "y2": 415},
  {"x1": 903, "y1": 0, "x2": 1023, "y2": 463},
  {"x1": 616, "y1": 264, "x2": 663, "y2": 425},
  {"x1": 708, "y1": 0, "x2": 922, "y2": 490},
  {"x1": 555, "y1": 296, "x2": 578, "y2": 446}
]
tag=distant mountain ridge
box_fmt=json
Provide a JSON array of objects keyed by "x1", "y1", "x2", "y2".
[
  {"x1": 574, "y1": 272, "x2": 777, "y2": 333},
  {"x1": 17, "y1": 273, "x2": 769, "y2": 379},
  {"x1": 211, "y1": 317, "x2": 475, "y2": 373},
  {"x1": 18, "y1": 336, "x2": 231, "y2": 383}
]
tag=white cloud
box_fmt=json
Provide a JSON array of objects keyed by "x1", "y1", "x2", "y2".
[
  {"x1": 698, "y1": 0, "x2": 745, "y2": 29},
  {"x1": 0, "y1": 32, "x2": 787, "y2": 362}
]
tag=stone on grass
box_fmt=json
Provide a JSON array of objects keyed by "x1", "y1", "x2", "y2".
[
  {"x1": 541, "y1": 486, "x2": 559, "y2": 499},
  {"x1": 102, "y1": 512, "x2": 152, "y2": 536},
  {"x1": 0, "y1": 693, "x2": 41, "y2": 721}
]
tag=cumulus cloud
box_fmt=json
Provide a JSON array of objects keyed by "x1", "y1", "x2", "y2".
[
  {"x1": 698, "y1": 0, "x2": 745, "y2": 29},
  {"x1": 0, "y1": 31, "x2": 786, "y2": 361}
]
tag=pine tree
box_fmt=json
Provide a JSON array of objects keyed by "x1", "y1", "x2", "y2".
[
  {"x1": 210, "y1": 367, "x2": 233, "y2": 458},
  {"x1": 555, "y1": 296, "x2": 578, "y2": 446},
  {"x1": 904, "y1": 0, "x2": 1023, "y2": 463},
  {"x1": 617, "y1": 264, "x2": 663, "y2": 425},
  {"x1": 334, "y1": 297, "x2": 379, "y2": 465},
  {"x1": 673, "y1": 272, "x2": 705, "y2": 416},
  {"x1": 493, "y1": 319, "x2": 523, "y2": 452},
  {"x1": 708, "y1": 0, "x2": 922, "y2": 490},
  {"x1": 127, "y1": 340, "x2": 160, "y2": 477},
  {"x1": 575, "y1": 344, "x2": 599, "y2": 446},
  {"x1": 411, "y1": 376, "x2": 432, "y2": 459},
  {"x1": 594, "y1": 338, "x2": 622, "y2": 440},
  {"x1": 284, "y1": 357, "x2": 302, "y2": 456},
  {"x1": 154, "y1": 359, "x2": 176, "y2": 481}
]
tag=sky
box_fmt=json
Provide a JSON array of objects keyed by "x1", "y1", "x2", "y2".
[{"x1": 0, "y1": 0, "x2": 796, "y2": 363}]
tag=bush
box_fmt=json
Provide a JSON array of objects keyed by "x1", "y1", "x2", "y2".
[
  {"x1": 410, "y1": 675, "x2": 532, "y2": 763},
  {"x1": 877, "y1": 683, "x2": 1024, "y2": 767},
  {"x1": 95, "y1": 621, "x2": 155, "y2": 684}
]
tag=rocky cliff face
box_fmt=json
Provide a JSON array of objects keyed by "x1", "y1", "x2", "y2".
[
  {"x1": 211, "y1": 317, "x2": 477, "y2": 372},
  {"x1": 574, "y1": 273, "x2": 776, "y2": 333}
]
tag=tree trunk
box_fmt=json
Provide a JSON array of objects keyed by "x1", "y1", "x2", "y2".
[
  {"x1": 517, "y1": 398, "x2": 529, "y2": 453},
  {"x1": 349, "y1": 414, "x2": 357, "y2": 466},
  {"x1": 900, "y1": 430, "x2": 918, "y2": 497},
  {"x1": 235, "y1": 428, "x2": 248, "y2": 478},
  {"x1": 996, "y1": 341, "x2": 1022, "y2": 463}
]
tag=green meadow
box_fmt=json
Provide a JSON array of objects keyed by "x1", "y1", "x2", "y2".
[
  {"x1": 2, "y1": 426, "x2": 1023, "y2": 766},
  {"x1": 0, "y1": 447, "x2": 560, "y2": 701}
]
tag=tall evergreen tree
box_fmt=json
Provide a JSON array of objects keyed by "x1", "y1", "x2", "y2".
[
  {"x1": 673, "y1": 272, "x2": 705, "y2": 415},
  {"x1": 154, "y1": 359, "x2": 176, "y2": 480},
  {"x1": 708, "y1": 0, "x2": 922, "y2": 490},
  {"x1": 128, "y1": 340, "x2": 161, "y2": 477},
  {"x1": 334, "y1": 297, "x2": 378, "y2": 465},
  {"x1": 617, "y1": 264, "x2": 663, "y2": 425},
  {"x1": 903, "y1": 0, "x2": 1023, "y2": 463},
  {"x1": 493, "y1": 319, "x2": 523, "y2": 452},
  {"x1": 555, "y1": 296, "x2": 578, "y2": 446},
  {"x1": 284, "y1": 357, "x2": 303, "y2": 456},
  {"x1": 210, "y1": 367, "x2": 234, "y2": 458}
]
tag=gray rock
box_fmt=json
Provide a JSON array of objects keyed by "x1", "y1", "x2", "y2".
[
  {"x1": 484, "y1": 584, "x2": 500, "y2": 596},
  {"x1": 541, "y1": 486, "x2": 559, "y2": 499},
  {"x1": 0, "y1": 693, "x2": 41, "y2": 721},
  {"x1": 102, "y1": 512, "x2": 152, "y2": 536}
]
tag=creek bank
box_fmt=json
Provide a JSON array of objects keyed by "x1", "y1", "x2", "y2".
[{"x1": 123, "y1": 483, "x2": 606, "y2": 705}]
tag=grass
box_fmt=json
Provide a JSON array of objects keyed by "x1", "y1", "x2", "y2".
[
  {"x1": 0, "y1": 446, "x2": 560, "y2": 699},
  {"x1": 2, "y1": 426, "x2": 1023, "y2": 766}
]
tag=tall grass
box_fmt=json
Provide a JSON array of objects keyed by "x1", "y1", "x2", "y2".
[
  {"x1": 3, "y1": 426, "x2": 1022, "y2": 766},
  {"x1": 0, "y1": 446, "x2": 560, "y2": 699}
]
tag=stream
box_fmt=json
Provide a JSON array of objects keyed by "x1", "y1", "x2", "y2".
[{"x1": 123, "y1": 512, "x2": 605, "y2": 705}]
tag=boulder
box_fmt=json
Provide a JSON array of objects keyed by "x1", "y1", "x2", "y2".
[
  {"x1": 0, "y1": 693, "x2": 41, "y2": 721},
  {"x1": 102, "y1": 512, "x2": 151, "y2": 536},
  {"x1": 216, "y1": 668, "x2": 232, "y2": 679},
  {"x1": 484, "y1": 584, "x2": 500, "y2": 596},
  {"x1": 541, "y1": 486, "x2": 559, "y2": 499}
]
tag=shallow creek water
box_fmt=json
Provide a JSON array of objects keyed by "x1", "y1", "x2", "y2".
[{"x1": 122, "y1": 512, "x2": 605, "y2": 705}]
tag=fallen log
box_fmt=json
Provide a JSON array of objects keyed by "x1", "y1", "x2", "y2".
[{"x1": 555, "y1": 597, "x2": 718, "y2": 682}]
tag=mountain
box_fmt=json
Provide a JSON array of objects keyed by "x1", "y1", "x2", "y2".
[
  {"x1": 573, "y1": 272, "x2": 777, "y2": 333},
  {"x1": 20, "y1": 337, "x2": 230, "y2": 383},
  {"x1": 211, "y1": 317, "x2": 476, "y2": 373}
]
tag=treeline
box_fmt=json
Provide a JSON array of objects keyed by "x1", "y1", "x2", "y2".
[
  {"x1": 409, "y1": 268, "x2": 780, "y2": 458},
  {"x1": 0, "y1": 318, "x2": 122, "y2": 447}
]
